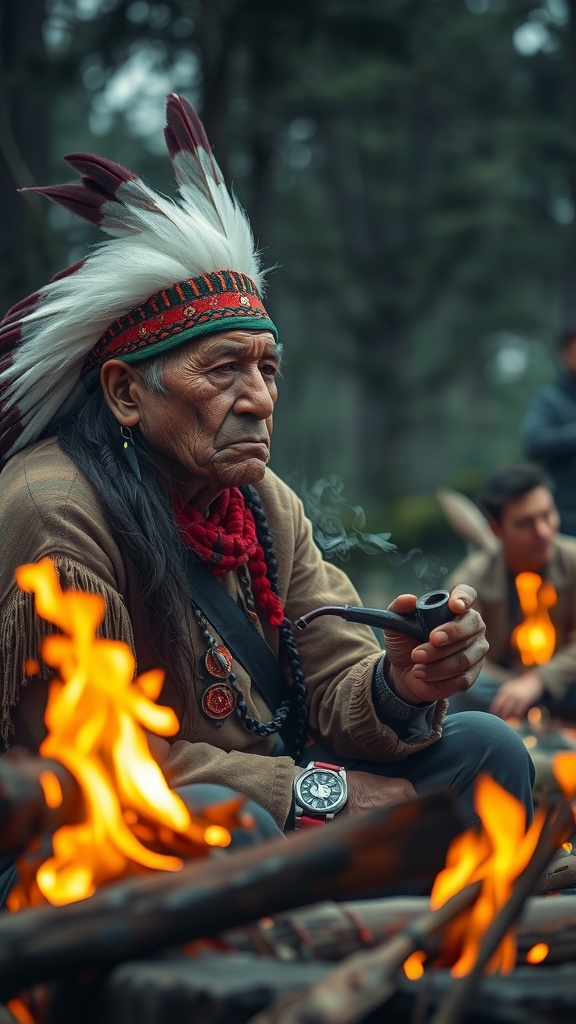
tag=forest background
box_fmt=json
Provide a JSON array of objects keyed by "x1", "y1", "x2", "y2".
[{"x1": 2, "y1": 0, "x2": 575, "y2": 604}]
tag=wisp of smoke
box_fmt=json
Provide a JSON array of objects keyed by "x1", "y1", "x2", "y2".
[
  {"x1": 291, "y1": 474, "x2": 395, "y2": 561},
  {"x1": 387, "y1": 549, "x2": 448, "y2": 591},
  {"x1": 292, "y1": 474, "x2": 447, "y2": 589}
]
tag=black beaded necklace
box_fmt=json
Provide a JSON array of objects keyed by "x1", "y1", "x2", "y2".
[{"x1": 191, "y1": 485, "x2": 309, "y2": 758}]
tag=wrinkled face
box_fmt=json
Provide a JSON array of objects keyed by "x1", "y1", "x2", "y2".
[
  {"x1": 132, "y1": 329, "x2": 280, "y2": 508},
  {"x1": 495, "y1": 486, "x2": 560, "y2": 572}
]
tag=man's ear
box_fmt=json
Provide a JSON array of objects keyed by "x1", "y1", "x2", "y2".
[{"x1": 100, "y1": 360, "x2": 142, "y2": 427}]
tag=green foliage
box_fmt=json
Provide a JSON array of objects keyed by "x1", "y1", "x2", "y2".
[{"x1": 386, "y1": 492, "x2": 454, "y2": 556}]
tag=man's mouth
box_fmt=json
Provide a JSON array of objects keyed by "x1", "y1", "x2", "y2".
[{"x1": 217, "y1": 437, "x2": 269, "y2": 452}]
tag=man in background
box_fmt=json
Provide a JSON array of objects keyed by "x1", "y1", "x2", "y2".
[
  {"x1": 521, "y1": 329, "x2": 576, "y2": 536},
  {"x1": 446, "y1": 463, "x2": 576, "y2": 721}
]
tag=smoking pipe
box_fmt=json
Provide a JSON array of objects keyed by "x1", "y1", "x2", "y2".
[{"x1": 295, "y1": 590, "x2": 454, "y2": 642}]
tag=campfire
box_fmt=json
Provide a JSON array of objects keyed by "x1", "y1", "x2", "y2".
[
  {"x1": 8, "y1": 557, "x2": 238, "y2": 910},
  {"x1": 512, "y1": 571, "x2": 556, "y2": 668},
  {"x1": 1, "y1": 558, "x2": 576, "y2": 1024},
  {"x1": 429, "y1": 773, "x2": 548, "y2": 976}
]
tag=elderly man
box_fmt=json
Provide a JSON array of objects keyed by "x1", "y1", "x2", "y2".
[
  {"x1": 446, "y1": 463, "x2": 576, "y2": 721},
  {"x1": 0, "y1": 97, "x2": 535, "y2": 893}
]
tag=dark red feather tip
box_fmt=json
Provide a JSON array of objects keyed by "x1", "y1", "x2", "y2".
[
  {"x1": 0, "y1": 292, "x2": 41, "y2": 327},
  {"x1": 0, "y1": 327, "x2": 24, "y2": 357},
  {"x1": 22, "y1": 184, "x2": 106, "y2": 225},
  {"x1": 50, "y1": 259, "x2": 86, "y2": 284},
  {"x1": 164, "y1": 93, "x2": 214, "y2": 166},
  {"x1": 63, "y1": 152, "x2": 137, "y2": 191}
]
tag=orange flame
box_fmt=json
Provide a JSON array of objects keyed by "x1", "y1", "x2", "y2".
[
  {"x1": 9, "y1": 558, "x2": 235, "y2": 909},
  {"x1": 6, "y1": 1000, "x2": 36, "y2": 1024},
  {"x1": 525, "y1": 943, "x2": 549, "y2": 965},
  {"x1": 431, "y1": 774, "x2": 546, "y2": 976},
  {"x1": 553, "y1": 750, "x2": 576, "y2": 804},
  {"x1": 403, "y1": 950, "x2": 426, "y2": 979},
  {"x1": 512, "y1": 572, "x2": 556, "y2": 667}
]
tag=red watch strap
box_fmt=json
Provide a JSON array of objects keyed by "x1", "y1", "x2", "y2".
[
  {"x1": 313, "y1": 761, "x2": 344, "y2": 771},
  {"x1": 298, "y1": 814, "x2": 326, "y2": 828}
]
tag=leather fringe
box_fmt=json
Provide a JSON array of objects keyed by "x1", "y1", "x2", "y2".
[{"x1": 0, "y1": 555, "x2": 135, "y2": 748}]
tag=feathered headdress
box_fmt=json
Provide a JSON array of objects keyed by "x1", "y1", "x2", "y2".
[{"x1": 0, "y1": 94, "x2": 276, "y2": 466}]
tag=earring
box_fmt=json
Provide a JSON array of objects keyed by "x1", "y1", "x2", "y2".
[{"x1": 120, "y1": 425, "x2": 142, "y2": 481}]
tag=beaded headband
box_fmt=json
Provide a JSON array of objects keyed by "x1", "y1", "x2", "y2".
[{"x1": 82, "y1": 271, "x2": 277, "y2": 393}]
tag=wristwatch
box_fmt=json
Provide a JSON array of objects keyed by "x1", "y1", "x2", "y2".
[{"x1": 293, "y1": 760, "x2": 348, "y2": 829}]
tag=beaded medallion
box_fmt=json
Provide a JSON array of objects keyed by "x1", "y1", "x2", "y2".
[
  {"x1": 199, "y1": 639, "x2": 237, "y2": 722},
  {"x1": 201, "y1": 683, "x2": 237, "y2": 720},
  {"x1": 204, "y1": 643, "x2": 233, "y2": 679}
]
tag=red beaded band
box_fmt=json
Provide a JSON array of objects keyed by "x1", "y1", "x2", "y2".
[{"x1": 81, "y1": 270, "x2": 277, "y2": 391}]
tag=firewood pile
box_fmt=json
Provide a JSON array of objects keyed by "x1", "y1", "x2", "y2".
[{"x1": 2, "y1": 747, "x2": 576, "y2": 1024}]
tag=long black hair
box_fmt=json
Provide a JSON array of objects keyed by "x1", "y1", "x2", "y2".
[
  {"x1": 57, "y1": 390, "x2": 308, "y2": 755},
  {"x1": 58, "y1": 391, "x2": 194, "y2": 717}
]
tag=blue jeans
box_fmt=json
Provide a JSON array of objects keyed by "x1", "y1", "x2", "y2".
[
  {"x1": 302, "y1": 711, "x2": 535, "y2": 896},
  {"x1": 303, "y1": 710, "x2": 535, "y2": 829},
  {"x1": 176, "y1": 783, "x2": 284, "y2": 845}
]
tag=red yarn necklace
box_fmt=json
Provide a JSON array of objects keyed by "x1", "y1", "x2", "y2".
[{"x1": 172, "y1": 488, "x2": 285, "y2": 627}]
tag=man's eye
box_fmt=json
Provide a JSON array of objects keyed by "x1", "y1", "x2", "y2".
[
  {"x1": 211, "y1": 363, "x2": 235, "y2": 374},
  {"x1": 261, "y1": 364, "x2": 279, "y2": 378}
]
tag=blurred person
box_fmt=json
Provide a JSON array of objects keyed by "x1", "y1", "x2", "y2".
[
  {"x1": 446, "y1": 463, "x2": 576, "y2": 721},
  {"x1": 0, "y1": 96, "x2": 544, "y2": 902},
  {"x1": 520, "y1": 328, "x2": 576, "y2": 536}
]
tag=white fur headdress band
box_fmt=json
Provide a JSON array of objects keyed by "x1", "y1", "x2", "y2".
[{"x1": 0, "y1": 93, "x2": 276, "y2": 467}]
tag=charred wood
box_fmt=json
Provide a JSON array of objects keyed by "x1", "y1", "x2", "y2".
[
  {"x1": 429, "y1": 797, "x2": 575, "y2": 1024},
  {"x1": 224, "y1": 892, "x2": 576, "y2": 967},
  {"x1": 248, "y1": 882, "x2": 481, "y2": 1024},
  {"x1": 0, "y1": 747, "x2": 84, "y2": 855},
  {"x1": 41, "y1": 953, "x2": 576, "y2": 1024},
  {"x1": 0, "y1": 791, "x2": 463, "y2": 1000}
]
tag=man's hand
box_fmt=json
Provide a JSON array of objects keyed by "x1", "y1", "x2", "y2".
[
  {"x1": 340, "y1": 770, "x2": 417, "y2": 818},
  {"x1": 383, "y1": 584, "x2": 488, "y2": 705},
  {"x1": 489, "y1": 671, "x2": 545, "y2": 721}
]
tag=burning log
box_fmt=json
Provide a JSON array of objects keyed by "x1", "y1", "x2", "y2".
[
  {"x1": 512, "y1": 572, "x2": 557, "y2": 668},
  {"x1": 0, "y1": 791, "x2": 463, "y2": 1001},
  {"x1": 0, "y1": 747, "x2": 84, "y2": 855},
  {"x1": 0, "y1": 744, "x2": 242, "y2": 873},
  {"x1": 247, "y1": 883, "x2": 482, "y2": 1024},
  {"x1": 223, "y1": 891, "x2": 576, "y2": 967},
  {"x1": 7, "y1": 559, "x2": 243, "y2": 910},
  {"x1": 238, "y1": 791, "x2": 575, "y2": 1024},
  {"x1": 428, "y1": 796, "x2": 575, "y2": 1024}
]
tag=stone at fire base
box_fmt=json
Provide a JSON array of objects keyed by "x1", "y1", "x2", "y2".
[{"x1": 43, "y1": 949, "x2": 576, "y2": 1024}]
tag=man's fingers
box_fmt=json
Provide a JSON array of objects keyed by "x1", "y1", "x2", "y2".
[
  {"x1": 448, "y1": 583, "x2": 477, "y2": 613},
  {"x1": 411, "y1": 636, "x2": 489, "y2": 685}
]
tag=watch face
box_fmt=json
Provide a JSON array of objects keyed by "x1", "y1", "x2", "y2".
[{"x1": 294, "y1": 768, "x2": 347, "y2": 815}]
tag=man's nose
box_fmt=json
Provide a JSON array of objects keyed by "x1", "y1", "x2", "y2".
[
  {"x1": 535, "y1": 518, "x2": 554, "y2": 540},
  {"x1": 233, "y1": 370, "x2": 275, "y2": 418}
]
